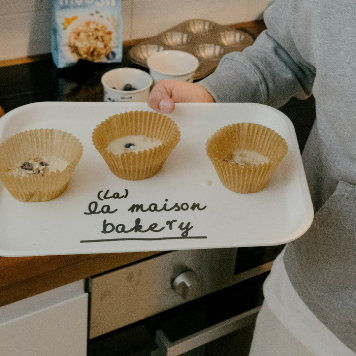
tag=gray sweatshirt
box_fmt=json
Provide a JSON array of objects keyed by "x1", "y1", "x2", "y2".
[{"x1": 200, "y1": 0, "x2": 356, "y2": 351}]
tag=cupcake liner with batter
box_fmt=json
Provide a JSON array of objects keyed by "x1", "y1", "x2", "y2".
[
  {"x1": 0, "y1": 129, "x2": 83, "y2": 202},
  {"x1": 206, "y1": 123, "x2": 288, "y2": 193},
  {"x1": 92, "y1": 110, "x2": 181, "y2": 180}
]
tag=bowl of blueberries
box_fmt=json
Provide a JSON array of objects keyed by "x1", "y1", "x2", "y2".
[{"x1": 101, "y1": 67, "x2": 153, "y2": 102}]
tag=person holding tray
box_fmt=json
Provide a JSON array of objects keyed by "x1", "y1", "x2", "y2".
[{"x1": 147, "y1": 0, "x2": 356, "y2": 355}]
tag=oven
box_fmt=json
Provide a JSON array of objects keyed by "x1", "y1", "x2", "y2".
[{"x1": 87, "y1": 245, "x2": 283, "y2": 355}]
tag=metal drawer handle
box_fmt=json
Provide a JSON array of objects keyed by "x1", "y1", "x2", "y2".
[
  {"x1": 151, "y1": 306, "x2": 261, "y2": 356},
  {"x1": 172, "y1": 270, "x2": 199, "y2": 301}
]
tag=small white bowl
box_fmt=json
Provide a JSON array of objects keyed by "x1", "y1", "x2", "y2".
[
  {"x1": 101, "y1": 68, "x2": 153, "y2": 102},
  {"x1": 147, "y1": 50, "x2": 199, "y2": 84}
]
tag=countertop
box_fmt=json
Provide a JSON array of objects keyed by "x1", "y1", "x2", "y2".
[{"x1": 0, "y1": 20, "x2": 315, "y2": 308}]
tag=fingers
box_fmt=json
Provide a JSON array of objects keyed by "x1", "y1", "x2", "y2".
[
  {"x1": 147, "y1": 80, "x2": 215, "y2": 114},
  {"x1": 147, "y1": 80, "x2": 176, "y2": 114},
  {"x1": 158, "y1": 98, "x2": 175, "y2": 114}
]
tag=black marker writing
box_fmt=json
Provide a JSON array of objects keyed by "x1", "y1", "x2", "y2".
[
  {"x1": 128, "y1": 199, "x2": 207, "y2": 213},
  {"x1": 84, "y1": 201, "x2": 118, "y2": 215},
  {"x1": 166, "y1": 220, "x2": 177, "y2": 230},
  {"x1": 178, "y1": 222, "x2": 194, "y2": 237},
  {"x1": 97, "y1": 189, "x2": 128, "y2": 201},
  {"x1": 101, "y1": 218, "x2": 194, "y2": 237},
  {"x1": 102, "y1": 218, "x2": 165, "y2": 234}
]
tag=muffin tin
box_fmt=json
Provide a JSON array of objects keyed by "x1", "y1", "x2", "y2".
[{"x1": 128, "y1": 19, "x2": 255, "y2": 80}]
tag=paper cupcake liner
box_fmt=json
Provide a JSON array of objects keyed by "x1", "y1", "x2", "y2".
[
  {"x1": 0, "y1": 129, "x2": 83, "y2": 202},
  {"x1": 92, "y1": 111, "x2": 181, "y2": 180},
  {"x1": 206, "y1": 123, "x2": 288, "y2": 193}
]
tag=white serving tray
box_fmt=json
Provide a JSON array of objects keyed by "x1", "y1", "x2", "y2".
[{"x1": 0, "y1": 102, "x2": 313, "y2": 256}]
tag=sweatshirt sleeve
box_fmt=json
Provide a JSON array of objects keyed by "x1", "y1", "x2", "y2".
[{"x1": 198, "y1": 0, "x2": 316, "y2": 108}]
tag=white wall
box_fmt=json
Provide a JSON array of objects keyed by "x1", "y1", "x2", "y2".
[{"x1": 0, "y1": 0, "x2": 271, "y2": 61}]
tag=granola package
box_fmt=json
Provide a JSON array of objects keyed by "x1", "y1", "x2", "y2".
[{"x1": 51, "y1": 0, "x2": 123, "y2": 68}]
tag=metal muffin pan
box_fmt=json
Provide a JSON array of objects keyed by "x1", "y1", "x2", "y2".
[{"x1": 128, "y1": 19, "x2": 255, "y2": 80}]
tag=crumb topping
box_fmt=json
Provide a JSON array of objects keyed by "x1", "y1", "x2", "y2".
[
  {"x1": 224, "y1": 149, "x2": 269, "y2": 166},
  {"x1": 8, "y1": 157, "x2": 69, "y2": 177}
]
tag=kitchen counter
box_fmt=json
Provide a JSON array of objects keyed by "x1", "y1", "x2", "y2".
[
  {"x1": 0, "y1": 20, "x2": 315, "y2": 308},
  {"x1": 0, "y1": 251, "x2": 162, "y2": 307}
]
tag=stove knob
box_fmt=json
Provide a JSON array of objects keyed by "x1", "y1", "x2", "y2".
[{"x1": 172, "y1": 270, "x2": 199, "y2": 301}]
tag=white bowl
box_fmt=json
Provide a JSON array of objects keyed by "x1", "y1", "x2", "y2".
[
  {"x1": 147, "y1": 50, "x2": 199, "y2": 84},
  {"x1": 101, "y1": 68, "x2": 153, "y2": 102}
]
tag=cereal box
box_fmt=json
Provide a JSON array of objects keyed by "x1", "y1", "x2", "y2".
[{"x1": 51, "y1": 0, "x2": 123, "y2": 68}]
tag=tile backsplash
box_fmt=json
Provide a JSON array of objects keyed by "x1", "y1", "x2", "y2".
[{"x1": 0, "y1": 0, "x2": 270, "y2": 62}]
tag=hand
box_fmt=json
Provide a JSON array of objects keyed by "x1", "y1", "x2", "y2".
[{"x1": 147, "y1": 80, "x2": 214, "y2": 114}]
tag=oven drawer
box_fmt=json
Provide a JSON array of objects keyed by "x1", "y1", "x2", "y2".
[{"x1": 88, "y1": 248, "x2": 273, "y2": 339}]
